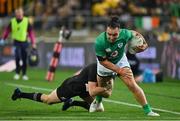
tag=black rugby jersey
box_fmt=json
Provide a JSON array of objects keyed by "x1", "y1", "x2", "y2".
[{"x1": 70, "y1": 63, "x2": 97, "y2": 84}]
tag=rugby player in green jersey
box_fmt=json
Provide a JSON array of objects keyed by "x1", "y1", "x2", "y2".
[{"x1": 89, "y1": 16, "x2": 159, "y2": 116}]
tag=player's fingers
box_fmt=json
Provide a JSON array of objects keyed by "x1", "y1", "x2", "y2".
[
  {"x1": 119, "y1": 68, "x2": 134, "y2": 80},
  {"x1": 133, "y1": 45, "x2": 145, "y2": 53}
]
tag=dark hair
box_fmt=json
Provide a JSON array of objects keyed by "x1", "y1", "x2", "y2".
[{"x1": 107, "y1": 16, "x2": 120, "y2": 28}]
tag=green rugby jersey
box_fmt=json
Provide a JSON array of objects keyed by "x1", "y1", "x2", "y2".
[{"x1": 95, "y1": 29, "x2": 133, "y2": 64}]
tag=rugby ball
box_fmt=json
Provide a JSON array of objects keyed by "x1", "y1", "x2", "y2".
[{"x1": 128, "y1": 31, "x2": 144, "y2": 54}]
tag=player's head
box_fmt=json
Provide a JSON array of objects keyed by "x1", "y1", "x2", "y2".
[
  {"x1": 15, "y1": 7, "x2": 24, "y2": 19},
  {"x1": 106, "y1": 16, "x2": 120, "y2": 43}
]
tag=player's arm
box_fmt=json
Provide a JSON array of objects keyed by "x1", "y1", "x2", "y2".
[
  {"x1": 96, "y1": 56, "x2": 123, "y2": 76},
  {"x1": 99, "y1": 57, "x2": 120, "y2": 73},
  {"x1": 27, "y1": 20, "x2": 36, "y2": 48},
  {"x1": 130, "y1": 30, "x2": 148, "y2": 53},
  {"x1": 88, "y1": 81, "x2": 112, "y2": 98},
  {"x1": 98, "y1": 56, "x2": 127, "y2": 76},
  {"x1": 1, "y1": 23, "x2": 11, "y2": 40},
  {"x1": 95, "y1": 40, "x2": 123, "y2": 74}
]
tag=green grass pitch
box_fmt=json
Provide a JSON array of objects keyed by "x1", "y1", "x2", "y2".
[{"x1": 0, "y1": 68, "x2": 180, "y2": 120}]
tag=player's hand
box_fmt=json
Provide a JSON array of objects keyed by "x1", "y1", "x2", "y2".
[
  {"x1": 117, "y1": 68, "x2": 133, "y2": 80},
  {"x1": 0, "y1": 39, "x2": 5, "y2": 46},
  {"x1": 134, "y1": 41, "x2": 148, "y2": 53},
  {"x1": 32, "y1": 44, "x2": 37, "y2": 49},
  {"x1": 117, "y1": 68, "x2": 127, "y2": 76},
  {"x1": 104, "y1": 80, "x2": 113, "y2": 91},
  {"x1": 117, "y1": 68, "x2": 132, "y2": 77}
]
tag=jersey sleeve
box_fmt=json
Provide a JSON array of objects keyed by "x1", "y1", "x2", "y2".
[
  {"x1": 125, "y1": 29, "x2": 133, "y2": 42},
  {"x1": 87, "y1": 63, "x2": 97, "y2": 82},
  {"x1": 95, "y1": 38, "x2": 106, "y2": 58}
]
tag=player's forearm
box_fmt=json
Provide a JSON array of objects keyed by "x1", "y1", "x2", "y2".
[
  {"x1": 28, "y1": 29, "x2": 36, "y2": 46},
  {"x1": 1, "y1": 27, "x2": 11, "y2": 40},
  {"x1": 89, "y1": 86, "x2": 108, "y2": 97},
  {"x1": 100, "y1": 60, "x2": 120, "y2": 73}
]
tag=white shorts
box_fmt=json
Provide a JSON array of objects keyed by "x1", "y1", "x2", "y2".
[{"x1": 97, "y1": 53, "x2": 130, "y2": 76}]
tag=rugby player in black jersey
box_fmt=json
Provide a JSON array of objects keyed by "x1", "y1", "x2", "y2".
[{"x1": 11, "y1": 63, "x2": 114, "y2": 111}]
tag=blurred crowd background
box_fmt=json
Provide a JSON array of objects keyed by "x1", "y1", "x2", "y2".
[
  {"x1": 0, "y1": 0, "x2": 180, "y2": 40},
  {"x1": 0, "y1": 0, "x2": 180, "y2": 79}
]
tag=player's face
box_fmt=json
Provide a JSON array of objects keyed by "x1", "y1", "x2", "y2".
[
  {"x1": 15, "y1": 8, "x2": 24, "y2": 19},
  {"x1": 106, "y1": 27, "x2": 119, "y2": 43}
]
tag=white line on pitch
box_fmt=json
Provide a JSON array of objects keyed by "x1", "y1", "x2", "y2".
[
  {"x1": 104, "y1": 99, "x2": 180, "y2": 115},
  {"x1": 0, "y1": 116, "x2": 111, "y2": 120},
  {"x1": 5, "y1": 82, "x2": 180, "y2": 115},
  {"x1": 5, "y1": 82, "x2": 52, "y2": 92}
]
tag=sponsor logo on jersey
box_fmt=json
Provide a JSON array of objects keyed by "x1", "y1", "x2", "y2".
[{"x1": 105, "y1": 48, "x2": 111, "y2": 52}]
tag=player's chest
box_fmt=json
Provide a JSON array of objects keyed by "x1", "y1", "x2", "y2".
[{"x1": 104, "y1": 41, "x2": 125, "y2": 53}]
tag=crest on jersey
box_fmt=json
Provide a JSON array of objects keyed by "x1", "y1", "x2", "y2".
[
  {"x1": 118, "y1": 43, "x2": 123, "y2": 48},
  {"x1": 105, "y1": 48, "x2": 111, "y2": 52}
]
